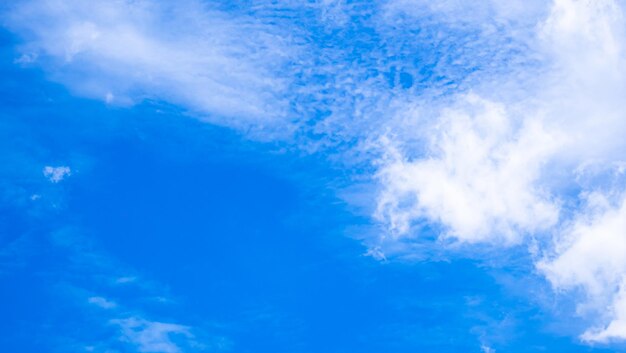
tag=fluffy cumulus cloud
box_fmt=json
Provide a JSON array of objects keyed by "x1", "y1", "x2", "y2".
[
  {"x1": 7, "y1": 0, "x2": 626, "y2": 344},
  {"x1": 375, "y1": 94, "x2": 560, "y2": 243},
  {"x1": 539, "y1": 192, "x2": 626, "y2": 342}
]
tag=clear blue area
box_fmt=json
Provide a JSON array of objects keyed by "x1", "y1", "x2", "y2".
[{"x1": 0, "y1": 20, "x2": 618, "y2": 353}]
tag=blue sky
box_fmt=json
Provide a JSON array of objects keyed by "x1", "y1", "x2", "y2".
[{"x1": 3, "y1": 1, "x2": 626, "y2": 352}]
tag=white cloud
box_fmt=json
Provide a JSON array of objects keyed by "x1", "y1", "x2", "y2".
[
  {"x1": 43, "y1": 165, "x2": 71, "y2": 183},
  {"x1": 373, "y1": 0, "x2": 626, "y2": 342},
  {"x1": 14, "y1": 52, "x2": 37, "y2": 64},
  {"x1": 375, "y1": 94, "x2": 560, "y2": 243},
  {"x1": 481, "y1": 344, "x2": 495, "y2": 353},
  {"x1": 112, "y1": 317, "x2": 194, "y2": 353},
  {"x1": 5, "y1": 0, "x2": 297, "y2": 130},
  {"x1": 115, "y1": 276, "x2": 137, "y2": 285},
  {"x1": 385, "y1": 0, "x2": 547, "y2": 27},
  {"x1": 88, "y1": 296, "x2": 117, "y2": 309},
  {"x1": 582, "y1": 281, "x2": 626, "y2": 342},
  {"x1": 539, "y1": 191, "x2": 626, "y2": 342},
  {"x1": 8, "y1": 0, "x2": 626, "y2": 345},
  {"x1": 532, "y1": 0, "x2": 626, "y2": 342}
]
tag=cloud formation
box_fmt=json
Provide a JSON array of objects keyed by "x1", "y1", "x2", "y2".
[
  {"x1": 112, "y1": 317, "x2": 194, "y2": 353},
  {"x1": 7, "y1": 0, "x2": 626, "y2": 344},
  {"x1": 43, "y1": 165, "x2": 71, "y2": 183},
  {"x1": 5, "y1": 0, "x2": 297, "y2": 130},
  {"x1": 88, "y1": 296, "x2": 117, "y2": 309},
  {"x1": 49, "y1": 226, "x2": 214, "y2": 352},
  {"x1": 374, "y1": 0, "x2": 626, "y2": 342},
  {"x1": 375, "y1": 94, "x2": 560, "y2": 243},
  {"x1": 540, "y1": 192, "x2": 626, "y2": 342}
]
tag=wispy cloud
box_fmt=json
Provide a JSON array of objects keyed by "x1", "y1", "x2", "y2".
[
  {"x1": 112, "y1": 317, "x2": 194, "y2": 353},
  {"x1": 6, "y1": 0, "x2": 626, "y2": 344},
  {"x1": 88, "y1": 296, "x2": 117, "y2": 309},
  {"x1": 7, "y1": 223, "x2": 224, "y2": 352},
  {"x1": 5, "y1": 0, "x2": 298, "y2": 130}
]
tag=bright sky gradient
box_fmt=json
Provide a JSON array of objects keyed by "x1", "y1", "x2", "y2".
[{"x1": 3, "y1": 0, "x2": 626, "y2": 352}]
